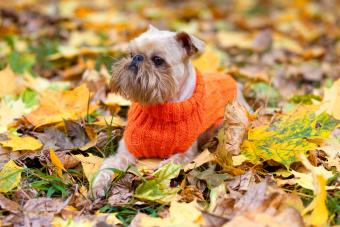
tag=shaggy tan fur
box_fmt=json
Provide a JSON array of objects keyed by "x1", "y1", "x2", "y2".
[{"x1": 111, "y1": 57, "x2": 177, "y2": 104}]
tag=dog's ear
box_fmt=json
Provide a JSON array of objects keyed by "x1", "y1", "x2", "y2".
[
  {"x1": 147, "y1": 24, "x2": 159, "y2": 32},
  {"x1": 175, "y1": 32, "x2": 205, "y2": 57}
]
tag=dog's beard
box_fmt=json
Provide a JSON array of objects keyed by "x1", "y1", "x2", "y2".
[{"x1": 111, "y1": 58, "x2": 177, "y2": 104}]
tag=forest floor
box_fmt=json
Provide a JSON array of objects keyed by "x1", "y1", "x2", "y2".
[{"x1": 0, "y1": 0, "x2": 339, "y2": 226}]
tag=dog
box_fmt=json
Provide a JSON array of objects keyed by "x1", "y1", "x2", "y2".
[{"x1": 91, "y1": 25, "x2": 251, "y2": 198}]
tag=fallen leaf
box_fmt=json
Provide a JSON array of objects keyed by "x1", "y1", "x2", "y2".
[
  {"x1": 108, "y1": 173, "x2": 134, "y2": 206},
  {"x1": 302, "y1": 175, "x2": 329, "y2": 226},
  {"x1": 80, "y1": 126, "x2": 98, "y2": 151},
  {"x1": 223, "y1": 208, "x2": 304, "y2": 227},
  {"x1": 64, "y1": 120, "x2": 88, "y2": 148},
  {"x1": 0, "y1": 160, "x2": 23, "y2": 193},
  {"x1": 289, "y1": 167, "x2": 333, "y2": 191},
  {"x1": 252, "y1": 29, "x2": 272, "y2": 53},
  {"x1": 223, "y1": 101, "x2": 249, "y2": 156},
  {"x1": 92, "y1": 115, "x2": 126, "y2": 127},
  {"x1": 23, "y1": 74, "x2": 71, "y2": 93},
  {"x1": 136, "y1": 159, "x2": 161, "y2": 173},
  {"x1": 104, "y1": 93, "x2": 131, "y2": 106},
  {"x1": 217, "y1": 31, "x2": 253, "y2": 49},
  {"x1": 193, "y1": 45, "x2": 221, "y2": 73},
  {"x1": 26, "y1": 84, "x2": 95, "y2": 127},
  {"x1": 23, "y1": 197, "x2": 70, "y2": 227},
  {"x1": 188, "y1": 166, "x2": 228, "y2": 189},
  {"x1": 0, "y1": 99, "x2": 32, "y2": 133},
  {"x1": 241, "y1": 106, "x2": 340, "y2": 167},
  {"x1": 184, "y1": 149, "x2": 214, "y2": 171},
  {"x1": 134, "y1": 200, "x2": 205, "y2": 227},
  {"x1": 318, "y1": 78, "x2": 340, "y2": 120},
  {"x1": 208, "y1": 183, "x2": 227, "y2": 213},
  {"x1": 0, "y1": 66, "x2": 23, "y2": 97},
  {"x1": 134, "y1": 162, "x2": 181, "y2": 204},
  {"x1": 0, "y1": 134, "x2": 42, "y2": 151},
  {"x1": 74, "y1": 153, "x2": 103, "y2": 183},
  {"x1": 0, "y1": 193, "x2": 20, "y2": 213},
  {"x1": 50, "y1": 149, "x2": 66, "y2": 177},
  {"x1": 317, "y1": 138, "x2": 340, "y2": 171}
]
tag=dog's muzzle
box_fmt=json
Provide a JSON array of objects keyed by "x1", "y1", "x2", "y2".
[{"x1": 128, "y1": 54, "x2": 144, "y2": 73}]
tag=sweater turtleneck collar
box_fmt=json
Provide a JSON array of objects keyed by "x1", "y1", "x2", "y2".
[{"x1": 139, "y1": 69, "x2": 205, "y2": 122}]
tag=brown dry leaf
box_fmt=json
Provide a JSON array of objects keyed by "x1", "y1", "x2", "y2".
[
  {"x1": 223, "y1": 208, "x2": 304, "y2": 227},
  {"x1": 224, "y1": 102, "x2": 249, "y2": 155},
  {"x1": 0, "y1": 193, "x2": 20, "y2": 214},
  {"x1": 23, "y1": 197, "x2": 70, "y2": 226},
  {"x1": 108, "y1": 173, "x2": 134, "y2": 206},
  {"x1": 26, "y1": 84, "x2": 95, "y2": 127},
  {"x1": 0, "y1": 134, "x2": 42, "y2": 151},
  {"x1": 215, "y1": 102, "x2": 249, "y2": 169}
]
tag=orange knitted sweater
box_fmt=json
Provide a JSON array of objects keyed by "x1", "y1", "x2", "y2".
[{"x1": 124, "y1": 69, "x2": 237, "y2": 158}]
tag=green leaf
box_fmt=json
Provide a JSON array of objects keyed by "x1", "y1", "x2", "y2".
[
  {"x1": 8, "y1": 51, "x2": 35, "y2": 74},
  {"x1": 134, "y1": 162, "x2": 181, "y2": 204},
  {"x1": 0, "y1": 160, "x2": 24, "y2": 192},
  {"x1": 241, "y1": 105, "x2": 340, "y2": 167},
  {"x1": 20, "y1": 89, "x2": 39, "y2": 108}
]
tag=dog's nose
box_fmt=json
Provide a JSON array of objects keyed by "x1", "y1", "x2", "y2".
[{"x1": 132, "y1": 54, "x2": 144, "y2": 63}]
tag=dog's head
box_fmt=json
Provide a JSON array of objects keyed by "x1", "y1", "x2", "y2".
[{"x1": 111, "y1": 25, "x2": 205, "y2": 104}]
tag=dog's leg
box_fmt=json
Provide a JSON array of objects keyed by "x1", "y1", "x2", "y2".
[
  {"x1": 91, "y1": 140, "x2": 136, "y2": 198},
  {"x1": 157, "y1": 141, "x2": 198, "y2": 168},
  {"x1": 236, "y1": 83, "x2": 253, "y2": 113}
]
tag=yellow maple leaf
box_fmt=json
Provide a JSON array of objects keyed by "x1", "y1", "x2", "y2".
[
  {"x1": 138, "y1": 200, "x2": 204, "y2": 227},
  {"x1": 0, "y1": 160, "x2": 23, "y2": 193},
  {"x1": 318, "y1": 78, "x2": 340, "y2": 120},
  {"x1": 74, "y1": 153, "x2": 103, "y2": 183},
  {"x1": 26, "y1": 84, "x2": 96, "y2": 127},
  {"x1": 0, "y1": 66, "x2": 23, "y2": 98},
  {"x1": 50, "y1": 149, "x2": 66, "y2": 177},
  {"x1": 193, "y1": 45, "x2": 221, "y2": 73},
  {"x1": 0, "y1": 134, "x2": 42, "y2": 151}
]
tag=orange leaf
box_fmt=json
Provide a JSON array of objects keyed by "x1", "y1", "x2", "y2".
[
  {"x1": 50, "y1": 149, "x2": 66, "y2": 177},
  {"x1": 26, "y1": 84, "x2": 95, "y2": 127}
]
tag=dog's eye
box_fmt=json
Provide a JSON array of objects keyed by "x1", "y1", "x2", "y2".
[{"x1": 152, "y1": 56, "x2": 164, "y2": 66}]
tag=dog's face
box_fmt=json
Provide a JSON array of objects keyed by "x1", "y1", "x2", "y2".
[{"x1": 111, "y1": 25, "x2": 205, "y2": 104}]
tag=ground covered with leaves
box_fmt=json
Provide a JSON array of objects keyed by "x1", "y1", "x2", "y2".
[{"x1": 0, "y1": 0, "x2": 339, "y2": 226}]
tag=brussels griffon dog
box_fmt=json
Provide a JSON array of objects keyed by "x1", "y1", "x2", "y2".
[{"x1": 91, "y1": 25, "x2": 250, "y2": 198}]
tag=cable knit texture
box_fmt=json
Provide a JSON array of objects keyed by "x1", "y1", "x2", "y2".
[{"x1": 124, "y1": 69, "x2": 237, "y2": 158}]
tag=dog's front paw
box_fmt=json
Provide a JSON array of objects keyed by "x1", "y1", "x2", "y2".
[{"x1": 90, "y1": 170, "x2": 113, "y2": 199}]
